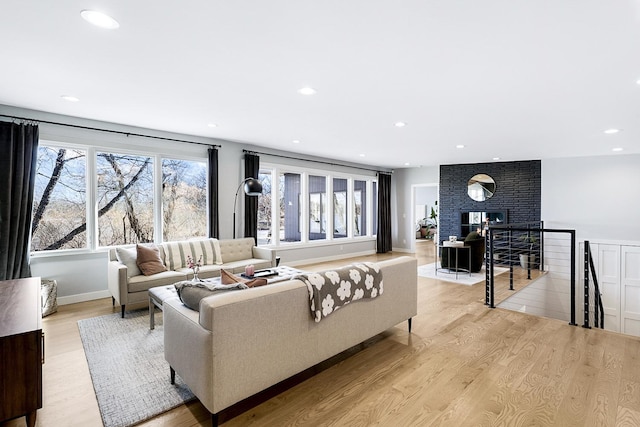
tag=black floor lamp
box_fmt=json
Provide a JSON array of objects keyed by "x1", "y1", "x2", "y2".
[{"x1": 233, "y1": 177, "x2": 263, "y2": 239}]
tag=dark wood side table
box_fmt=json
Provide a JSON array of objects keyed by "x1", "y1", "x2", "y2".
[
  {"x1": 436, "y1": 242, "x2": 472, "y2": 279},
  {"x1": 0, "y1": 277, "x2": 43, "y2": 427}
]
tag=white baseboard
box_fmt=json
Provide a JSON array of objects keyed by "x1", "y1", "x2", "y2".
[{"x1": 57, "y1": 289, "x2": 111, "y2": 306}]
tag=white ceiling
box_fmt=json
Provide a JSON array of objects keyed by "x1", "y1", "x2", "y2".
[{"x1": 2, "y1": 1, "x2": 640, "y2": 169}]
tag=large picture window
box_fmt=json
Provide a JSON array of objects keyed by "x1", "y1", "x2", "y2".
[
  {"x1": 257, "y1": 170, "x2": 273, "y2": 245},
  {"x1": 309, "y1": 175, "x2": 327, "y2": 241},
  {"x1": 333, "y1": 178, "x2": 347, "y2": 238},
  {"x1": 280, "y1": 172, "x2": 301, "y2": 243},
  {"x1": 161, "y1": 158, "x2": 207, "y2": 241},
  {"x1": 31, "y1": 142, "x2": 210, "y2": 253},
  {"x1": 354, "y1": 180, "x2": 367, "y2": 237},
  {"x1": 97, "y1": 152, "x2": 154, "y2": 246},
  {"x1": 31, "y1": 146, "x2": 87, "y2": 251}
]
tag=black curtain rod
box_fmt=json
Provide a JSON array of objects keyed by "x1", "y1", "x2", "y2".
[
  {"x1": 243, "y1": 149, "x2": 392, "y2": 174},
  {"x1": 0, "y1": 114, "x2": 221, "y2": 148}
]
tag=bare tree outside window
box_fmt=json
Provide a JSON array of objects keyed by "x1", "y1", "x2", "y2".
[
  {"x1": 162, "y1": 158, "x2": 207, "y2": 241},
  {"x1": 97, "y1": 152, "x2": 153, "y2": 246},
  {"x1": 31, "y1": 146, "x2": 87, "y2": 251},
  {"x1": 257, "y1": 171, "x2": 273, "y2": 245},
  {"x1": 354, "y1": 180, "x2": 367, "y2": 236}
]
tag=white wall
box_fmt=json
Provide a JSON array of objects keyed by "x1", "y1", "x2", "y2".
[
  {"x1": 392, "y1": 166, "x2": 439, "y2": 251},
  {"x1": 414, "y1": 186, "x2": 438, "y2": 222},
  {"x1": 542, "y1": 154, "x2": 640, "y2": 240}
]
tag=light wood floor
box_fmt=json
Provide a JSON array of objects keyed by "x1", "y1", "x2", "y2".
[{"x1": 6, "y1": 243, "x2": 640, "y2": 426}]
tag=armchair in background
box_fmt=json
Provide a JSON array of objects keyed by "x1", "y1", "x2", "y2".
[{"x1": 440, "y1": 231, "x2": 485, "y2": 273}]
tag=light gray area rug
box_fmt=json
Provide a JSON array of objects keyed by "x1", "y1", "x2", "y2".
[
  {"x1": 78, "y1": 310, "x2": 194, "y2": 427},
  {"x1": 418, "y1": 262, "x2": 509, "y2": 286}
]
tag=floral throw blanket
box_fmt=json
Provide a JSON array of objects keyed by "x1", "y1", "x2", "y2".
[{"x1": 295, "y1": 262, "x2": 383, "y2": 322}]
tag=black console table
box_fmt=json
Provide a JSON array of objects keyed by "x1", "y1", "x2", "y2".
[{"x1": 0, "y1": 277, "x2": 43, "y2": 427}]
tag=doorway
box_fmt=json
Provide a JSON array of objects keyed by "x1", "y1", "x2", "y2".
[{"x1": 411, "y1": 183, "x2": 438, "y2": 254}]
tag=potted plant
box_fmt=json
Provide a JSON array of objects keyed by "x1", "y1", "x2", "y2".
[
  {"x1": 428, "y1": 203, "x2": 438, "y2": 242},
  {"x1": 518, "y1": 234, "x2": 537, "y2": 269}
]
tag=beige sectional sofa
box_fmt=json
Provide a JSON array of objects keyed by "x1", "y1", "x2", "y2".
[
  {"x1": 163, "y1": 256, "x2": 417, "y2": 426},
  {"x1": 107, "y1": 237, "x2": 276, "y2": 317}
]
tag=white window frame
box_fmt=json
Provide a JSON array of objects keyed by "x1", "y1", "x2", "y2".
[
  {"x1": 257, "y1": 162, "x2": 377, "y2": 248},
  {"x1": 31, "y1": 139, "x2": 208, "y2": 256}
]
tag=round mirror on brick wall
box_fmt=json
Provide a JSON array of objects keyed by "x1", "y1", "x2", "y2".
[{"x1": 467, "y1": 173, "x2": 496, "y2": 201}]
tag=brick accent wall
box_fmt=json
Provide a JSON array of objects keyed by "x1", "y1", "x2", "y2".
[{"x1": 439, "y1": 160, "x2": 541, "y2": 240}]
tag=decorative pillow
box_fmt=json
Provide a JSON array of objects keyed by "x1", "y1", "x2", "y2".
[
  {"x1": 136, "y1": 244, "x2": 168, "y2": 276},
  {"x1": 212, "y1": 239, "x2": 223, "y2": 265},
  {"x1": 115, "y1": 246, "x2": 142, "y2": 277},
  {"x1": 220, "y1": 269, "x2": 268, "y2": 288},
  {"x1": 162, "y1": 239, "x2": 222, "y2": 270},
  {"x1": 174, "y1": 281, "x2": 248, "y2": 311}
]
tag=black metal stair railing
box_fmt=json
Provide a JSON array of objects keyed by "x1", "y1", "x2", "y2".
[
  {"x1": 583, "y1": 240, "x2": 604, "y2": 329},
  {"x1": 485, "y1": 222, "x2": 546, "y2": 308},
  {"x1": 485, "y1": 225, "x2": 578, "y2": 327}
]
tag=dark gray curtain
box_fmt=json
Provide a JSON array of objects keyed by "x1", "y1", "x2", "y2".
[
  {"x1": 0, "y1": 121, "x2": 39, "y2": 280},
  {"x1": 376, "y1": 172, "x2": 392, "y2": 253},
  {"x1": 207, "y1": 147, "x2": 219, "y2": 238},
  {"x1": 244, "y1": 153, "x2": 260, "y2": 242}
]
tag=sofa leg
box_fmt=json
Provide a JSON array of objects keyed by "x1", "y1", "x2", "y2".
[
  {"x1": 212, "y1": 413, "x2": 219, "y2": 427},
  {"x1": 121, "y1": 305, "x2": 125, "y2": 318},
  {"x1": 112, "y1": 296, "x2": 115, "y2": 306},
  {"x1": 408, "y1": 318, "x2": 412, "y2": 333},
  {"x1": 170, "y1": 366, "x2": 175, "y2": 385}
]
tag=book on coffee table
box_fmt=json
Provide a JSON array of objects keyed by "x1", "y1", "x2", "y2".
[{"x1": 241, "y1": 269, "x2": 279, "y2": 279}]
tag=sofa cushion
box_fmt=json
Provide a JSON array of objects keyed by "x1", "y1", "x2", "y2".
[
  {"x1": 218, "y1": 238, "x2": 254, "y2": 263},
  {"x1": 128, "y1": 270, "x2": 187, "y2": 293},
  {"x1": 162, "y1": 239, "x2": 223, "y2": 271},
  {"x1": 136, "y1": 244, "x2": 168, "y2": 276},
  {"x1": 115, "y1": 246, "x2": 141, "y2": 277},
  {"x1": 221, "y1": 258, "x2": 272, "y2": 274},
  {"x1": 174, "y1": 281, "x2": 248, "y2": 311}
]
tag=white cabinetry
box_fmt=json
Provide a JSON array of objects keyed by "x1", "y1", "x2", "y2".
[
  {"x1": 621, "y1": 246, "x2": 640, "y2": 336},
  {"x1": 585, "y1": 241, "x2": 640, "y2": 336}
]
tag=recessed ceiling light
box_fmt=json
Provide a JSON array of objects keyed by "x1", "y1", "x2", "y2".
[
  {"x1": 359, "y1": 153, "x2": 365, "y2": 157},
  {"x1": 207, "y1": 123, "x2": 217, "y2": 128},
  {"x1": 492, "y1": 157, "x2": 501, "y2": 161},
  {"x1": 456, "y1": 144, "x2": 465, "y2": 149},
  {"x1": 80, "y1": 10, "x2": 119, "y2": 29},
  {"x1": 612, "y1": 147, "x2": 624, "y2": 152},
  {"x1": 61, "y1": 95, "x2": 79, "y2": 102},
  {"x1": 292, "y1": 140, "x2": 300, "y2": 144},
  {"x1": 394, "y1": 122, "x2": 406, "y2": 128},
  {"x1": 604, "y1": 129, "x2": 620, "y2": 134},
  {"x1": 297, "y1": 87, "x2": 316, "y2": 95},
  {"x1": 404, "y1": 162, "x2": 410, "y2": 166}
]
